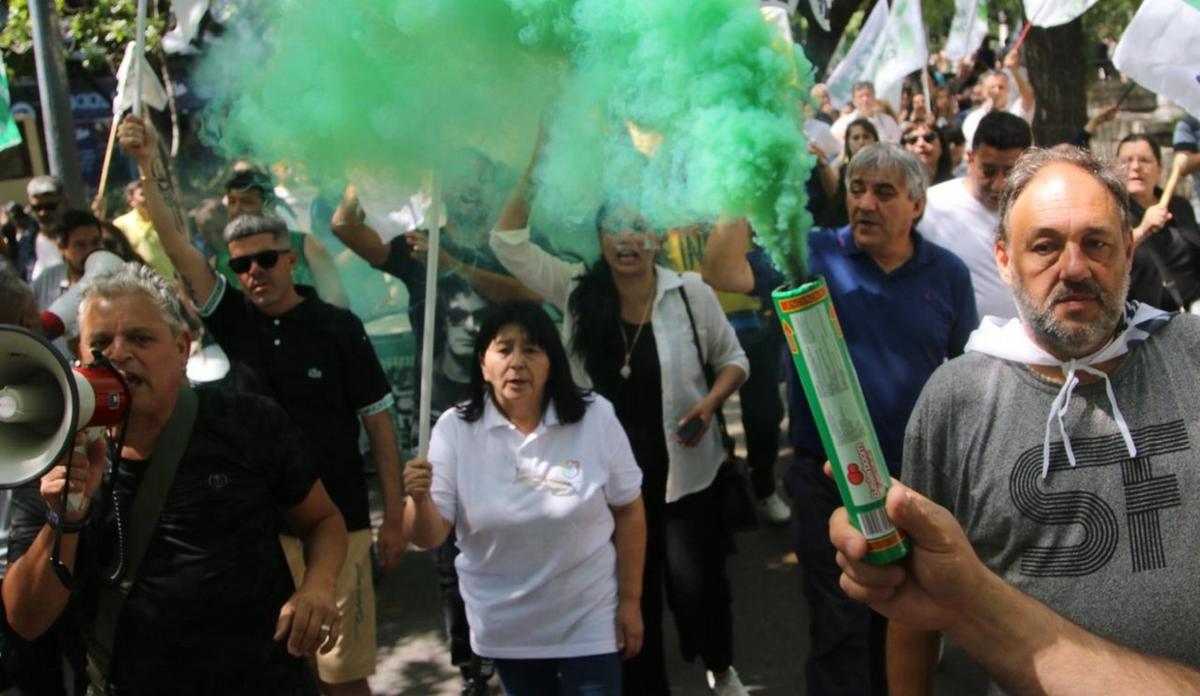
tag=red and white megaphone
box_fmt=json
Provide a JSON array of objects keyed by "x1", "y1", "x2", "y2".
[
  {"x1": 0, "y1": 326, "x2": 129, "y2": 505},
  {"x1": 39, "y1": 250, "x2": 125, "y2": 340}
]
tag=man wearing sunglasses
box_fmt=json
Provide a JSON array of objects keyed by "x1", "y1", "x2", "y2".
[
  {"x1": 24, "y1": 176, "x2": 65, "y2": 283},
  {"x1": 918, "y1": 111, "x2": 1032, "y2": 322},
  {"x1": 118, "y1": 115, "x2": 404, "y2": 696}
]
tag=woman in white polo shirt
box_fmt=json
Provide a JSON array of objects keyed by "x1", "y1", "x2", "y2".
[{"x1": 403, "y1": 301, "x2": 647, "y2": 696}]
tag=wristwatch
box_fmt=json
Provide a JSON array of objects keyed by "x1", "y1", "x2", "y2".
[{"x1": 45, "y1": 508, "x2": 87, "y2": 534}]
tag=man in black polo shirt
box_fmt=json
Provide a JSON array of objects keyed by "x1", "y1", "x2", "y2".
[
  {"x1": 118, "y1": 115, "x2": 405, "y2": 696},
  {"x1": 4, "y1": 262, "x2": 346, "y2": 694}
]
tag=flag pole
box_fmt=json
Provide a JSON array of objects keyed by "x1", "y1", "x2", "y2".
[
  {"x1": 133, "y1": 0, "x2": 147, "y2": 118},
  {"x1": 416, "y1": 178, "x2": 441, "y2": 458},
  {"x1": 92, "y1": 118, "x2": 120, "y2": 217},
  {"x1": 1009, "y1": 20, "x2": 1033, "y2": 55}
]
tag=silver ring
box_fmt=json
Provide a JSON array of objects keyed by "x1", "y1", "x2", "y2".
[{"x1": 320, "y1": 624, "x2": 331, "y2": 633}]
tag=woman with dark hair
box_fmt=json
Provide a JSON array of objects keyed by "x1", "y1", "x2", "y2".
[
  {"x1": 815, "y1": 118, "x2": 880, "y2": 228},
  {"x1": 403, "y1": 301, "x2": 647, "y2": 696},
  {"x1": 100, "y1": 221, "x2": 146, "y2": 264},
  {"x1": 901, "y1": 120, "x2": 953, "y2": 185},
  {"x1": 489, "y1": 146, "x2": 751, "y2": 695},
  {"x1": 1116, "y1": 133, "x2": 1200, "y2": 311}
]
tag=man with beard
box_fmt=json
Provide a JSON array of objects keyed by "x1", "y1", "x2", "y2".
[
  {"x1": 30, "y1": 210, "x2": 103, "y2": 311},
  {"x1": 889, "y1": 146, "x2": 1200, "y2": 695}
]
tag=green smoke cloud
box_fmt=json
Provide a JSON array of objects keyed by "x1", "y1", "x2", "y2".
[{"x1": 197, "y1": 0, "x2": 815, "y2": 280}]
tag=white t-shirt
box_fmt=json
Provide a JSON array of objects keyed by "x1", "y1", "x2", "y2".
[
  {"x1": 831, "y1": 109, "x2": 903, "y2": 144},
  {"x1": 429, "y1": 396, "x2": 643, "y2": 660},
  {"x1": 961, "y1": 97, "x2": 1035, "y2": 151},
  {"x1": 918, "y1": 178, "x2": 1018, "y2": 321},
  {"x1": 31, "y1": 232, "x2": 61, "y2": 282}
]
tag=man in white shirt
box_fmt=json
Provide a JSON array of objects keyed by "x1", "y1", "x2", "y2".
[
  {"x1": 25, "y1": 176, "x2": 65, "y2": 282},
  {"x1": 919, "y1": 111, "x2": 1032, "y2": 320},
  {"x1": 831, "y1": 81, "x2": 903, "y2": 144},
  {"x1": 961, "y1": 50, "x2": 1037, "y2": 150}
]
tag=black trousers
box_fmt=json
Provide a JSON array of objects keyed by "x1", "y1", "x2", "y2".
[
  {"x1": 733, "y1": 324, "x2": 785, "y2": 500},
  {"x1": 621, "y1": 484, "x2": 734, "y2": 696},
  {"x1": 786, "y1": 458, "x2": 888, "y2": 696},
  {"x1": 434, "y1": 533, "x2": 481, "y2": 674}
]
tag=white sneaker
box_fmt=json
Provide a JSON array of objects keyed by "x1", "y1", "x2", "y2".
[
  {"x1": 758, "y1": 491, "x2": 791, "y2": 524},
  {"x1": 707, "y1": 666, "x2": 750, "y2": 695}
]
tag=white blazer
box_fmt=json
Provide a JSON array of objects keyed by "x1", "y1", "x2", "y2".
[{"x1": 490, "y1": 227, "x2": 749, "y2": 503}]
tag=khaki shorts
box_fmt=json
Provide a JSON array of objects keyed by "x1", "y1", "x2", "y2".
[{"x1": 280, "y1": 529, "x2": 377, "y2": 684}]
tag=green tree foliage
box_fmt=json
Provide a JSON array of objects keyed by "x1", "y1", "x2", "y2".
[{"x1": 1, "y1": 0, "x2": 166, "y2": 77}]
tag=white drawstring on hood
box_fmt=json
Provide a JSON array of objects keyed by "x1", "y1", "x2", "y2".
[{"x1": 964, "y1": 302, "x2": 1172, "y2": 478}]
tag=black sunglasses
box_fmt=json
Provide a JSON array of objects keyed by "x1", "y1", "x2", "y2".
[
  {"x1": 229, "y1": 248, "x2": 290, "y2": 274},
  {"x1": 901, "y1": 132, "x2": 937, "y2": 146},
  {"x1": 30, "y1": 202, "x2": 59, "y2": 212}
]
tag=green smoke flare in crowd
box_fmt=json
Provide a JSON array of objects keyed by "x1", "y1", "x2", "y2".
[{"x1": 197, "y1": 0, "x2": 816, "y2": 280}]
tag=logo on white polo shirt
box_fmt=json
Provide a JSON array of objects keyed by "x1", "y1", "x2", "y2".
[
  {"x1": 515, "y1": 458, "x2": 581, "y2": 497},
  {"x1": 307, "y1": 367, "x2": 323, "y2": 379}
]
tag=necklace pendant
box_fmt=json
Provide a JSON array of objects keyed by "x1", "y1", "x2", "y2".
[{"x1": 619, "y1": 364, "x2": 632, "y2": 379}]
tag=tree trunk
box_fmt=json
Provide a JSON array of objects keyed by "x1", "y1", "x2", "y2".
[
  {"x1": 798, "y1": 0, "x2": 873, "y2": 78},
  {"x1": 1023, "y1": 18, "x2": 1088, "y2": 147}
]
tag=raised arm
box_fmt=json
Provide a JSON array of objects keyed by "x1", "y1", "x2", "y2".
[
  {"x1": 1003, "y1": 51, "x2": 1035, "y2": 114},
  {"x1": 330, "y1": 185, "x2": 392, "y2": 268},
  {"x1": 489, "y1": 144, "x2": 582, "y2": 310},
  {"x1": 700, "y1": 217, "x2": 755, "y2": 294},
  {"x1": 302, "y1": 234, "x2": 349, "y2": 308},
  {"x1": 117, "y1": 115, "x2": 217, "y2": 305}
]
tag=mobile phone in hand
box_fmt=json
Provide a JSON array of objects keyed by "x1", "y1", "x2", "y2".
[{"x1": 676, "y1": 416, "x2": 703, "y2": 443}]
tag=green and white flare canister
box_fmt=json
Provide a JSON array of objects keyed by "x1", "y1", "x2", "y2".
[{"x1": 772, "y1": 277, "x2": 909, "y2": 564}]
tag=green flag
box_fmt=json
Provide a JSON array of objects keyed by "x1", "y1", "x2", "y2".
[{"x1": 0, "y1": 54, "x2": 22, "y2": 152}]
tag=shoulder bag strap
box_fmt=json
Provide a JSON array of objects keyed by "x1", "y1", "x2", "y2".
[
  {"x1": 676, "y1": 279, "x2": 736, "y2": 455},
  {"x1": 88, "y1": 384, "x2": 198, "y2": 691}
]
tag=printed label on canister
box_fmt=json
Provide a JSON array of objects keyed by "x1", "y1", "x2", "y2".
[{"x1": 785, "y1": 299, "x2": 887, "y2": 510}]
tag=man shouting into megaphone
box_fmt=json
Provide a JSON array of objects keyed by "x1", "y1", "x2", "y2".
[{"x1": 2, "y1": 263, "x2": 348, "y2": 695}]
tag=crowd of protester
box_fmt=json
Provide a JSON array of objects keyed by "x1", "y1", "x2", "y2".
[{"x1": 1, "y1": 32, "x2": 1200, "y2": 696}]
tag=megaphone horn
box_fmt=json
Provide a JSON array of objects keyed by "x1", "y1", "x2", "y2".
[{"x1": 0, "y1": 326, "x2": 130, "y2": 495}]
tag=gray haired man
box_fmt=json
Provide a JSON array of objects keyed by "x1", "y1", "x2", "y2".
[
  {"x1": 892, "y1": 146, "x2": 1200, "y2": 693},
  {"x1": 702, "y1": 144, "x2": 977, "y2": 695},
  {"x1": 4, "y1": 262, "x2": 347, "y2": 693}
]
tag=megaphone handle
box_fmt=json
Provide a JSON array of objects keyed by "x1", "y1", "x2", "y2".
[{"x1": 66, "y1": 427, "x2": 104, "y2": 512}]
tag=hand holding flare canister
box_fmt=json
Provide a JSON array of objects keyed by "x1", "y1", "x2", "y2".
[{"x1": 772, "y1": 278, "x2": 909, "y2": 564}]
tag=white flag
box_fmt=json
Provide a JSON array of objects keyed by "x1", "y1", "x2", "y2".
[
  {"x1": 826, "y1": 0, "x2": 888, "y2": 107},
  {"x1": 1113, "y1": 0, "x2": 1200, "y2": 119},
  {"x1": 944, "y1": 0, "x2": 988, "y2": 62},
  {"x1": 113, "y1": 42, "x2": 169, "y2": 116},
  {"x1": 162, "y1": 0, "x2": 210, "y2": 54},
  {"x1": 865, "y1": 0, "x2": 928, "y2": 111},
  {"x1": 1023, "y1": 0, "x2": 1098, "y2": 28},
  {"x1": 809, "y1": 0, "x2": 832, "y2": 32}
]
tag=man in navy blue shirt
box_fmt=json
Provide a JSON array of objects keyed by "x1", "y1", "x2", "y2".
[{"x1": 703, "y1": 143, "x2": 977, "y2": 696}]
